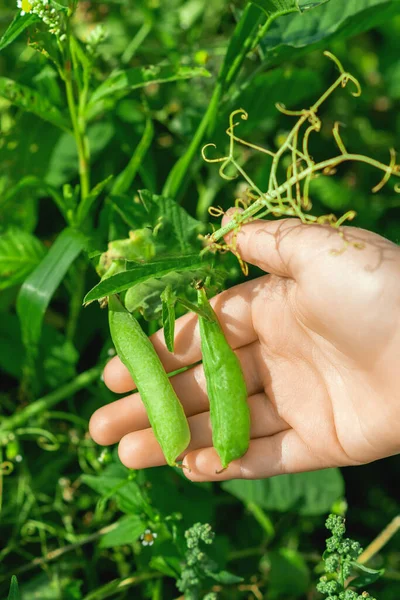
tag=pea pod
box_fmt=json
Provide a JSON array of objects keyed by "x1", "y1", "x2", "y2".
[
  {"x1": 108, "y1": 294, "x2": 190, "y2": 466},
  {"x1": 197, "y1": 286, "x2": 250, "y2": 469}
]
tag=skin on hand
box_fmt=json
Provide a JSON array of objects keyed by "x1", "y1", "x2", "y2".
[{"x1": 89, "y1": 211, "x2": 400, "y2": 482}]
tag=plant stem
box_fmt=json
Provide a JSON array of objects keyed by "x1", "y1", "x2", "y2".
[
  {"x1": 358, "y1": 516, "x2": 400, "y2": 565},
  {"x1": 162, "y1": 4, "x2": 291, "y2": 200},
  {"x1": 246, "y1": 501, "x2": 274, "y2": 540},
  {"x1": 66, "y1": 258, "x2": 86, "y2": 341},
  {"x1": 64, "y1": 44, "x2": 90, "y2": 203},
  {"x1": 0, "y1": 367, "x2": 101, "y2": 434},
  {"x1": 0, "y1": 523, "x2": 117, "y2": 581},
  {"x1": 82, "y1": 572, "x2": 164, "y2": 600},
  {"x1": 208, "y1": 152, "x2": 400, "y2": 244}
]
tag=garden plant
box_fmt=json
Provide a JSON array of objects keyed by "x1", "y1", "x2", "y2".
[{"x1": 0, "y1": 0, "x2": 400, "y2": 598}]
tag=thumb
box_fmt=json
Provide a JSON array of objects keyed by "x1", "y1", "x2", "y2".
[{"x1": 221, "y1": 208, "x2": 332, "y2": 278}]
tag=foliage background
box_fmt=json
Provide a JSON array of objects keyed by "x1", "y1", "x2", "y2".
[{"x1": 0, "y1": 0, "x2": 399, "y2": 598}]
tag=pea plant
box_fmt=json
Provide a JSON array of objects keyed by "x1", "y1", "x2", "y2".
[{"x1": 1, "y1": 0, "x2": 400, "y2": 598}]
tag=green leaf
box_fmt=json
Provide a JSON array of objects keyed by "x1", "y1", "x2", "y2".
[
  {"x1": 124, "y1": 267, "x2": 212, "y2": 319},
  {"x1": 83, "y1": 254, "x2": 206, "y2": 304},
  {"x1": 87, "y1": 64, "x2": 211, "y2": 120},
  {"x1": 0, "y1": 229, "x2": 46, "y2": 290},
  {"x1": 81, "y1": 462, "x2": 146, "y2": 513},
  {"x1": 222, "y1": 469, "x2": 344, "y2": 515},
  {"x1": 0, "y1": 77, "x2": 71, "y2": 132},
  {"x1": 261, "y1": 0, "x2": 400, "y2": 66},
  {"x1": 205, "y1": 569, "x2": 243, "y2": 584},
  {"x1": 16, "y1": 228, "x2": 86, "y2": 354},
  {"x1": 141, "y1": 190, "x2": 203, "y2": 252},
  {"x1": 350, "y1": 562, "x2": 385, "y2": 588},
  {"x1": 161, "y1": 285, "x2": 176, "y2": 352},
  {"x1": 0, "y1": 176, "x2": 66, "y2": 221},
  {"x1": 99, "y1": 515, "x2": 146, "y2": 548},
  {"x1": 299, "y1": 0, "x2": 330, "y2": 10},
  {"x1": 251, "y1": 0, "x2": 300, "y2": 15},
  {"x1": 7, "y1": 576, "x2": 21, "y2": 600},
  {"x1": 268, "y1": 548, "x2": 310, "y2": 598},
  {"x1": 45, "y1": 122, "x2": 114, "y2": 187},
  {"x1": 0, "y1": 13, "x2": 40, "y2": 52},
  {"x1": 150, "y1": 555, "x2": 181, "y2": 578}
]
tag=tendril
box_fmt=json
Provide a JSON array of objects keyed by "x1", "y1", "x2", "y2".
[{"x1": 200, "y1": 51, "x2": 400, "y2": 264}]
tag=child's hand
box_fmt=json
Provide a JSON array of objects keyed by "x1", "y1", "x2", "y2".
[{"x1": 89, "y1": 212, "x2": 400, "y2": 481}]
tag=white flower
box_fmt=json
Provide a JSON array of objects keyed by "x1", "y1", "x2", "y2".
[
  {"x1": 17, "y1": 0, "x2": 63, "y2": 37},
  {"x1": 140, "y1": 529, "x2": 158, "y2": 547},
  {"x1": 17, "y1": 0, "x2": 32, "y2": 16}
]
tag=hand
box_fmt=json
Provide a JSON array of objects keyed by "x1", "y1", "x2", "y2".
[{"x1": 89, "y1": 212, "x2": 400, "y2": 481}]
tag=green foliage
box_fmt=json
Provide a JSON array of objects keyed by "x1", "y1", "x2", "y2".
[
  {"x1": 0, "y1": 228, "x2": 46, "y2": 289},
  {"x1": 177, "y1": 522, "x2": 243, "y2": 599},
  {"x1": 0, "y1": 0, "x2": 399, "y2": 598},
  {"x1": 7, "y1": 576, "x2": 20, "y2": 600},
  {"x1": 317, "y1": 515, "x2": 383, "y2": 600},
  {"x1": 222, "y1": 469, "x2": 344, "y2": 515}
]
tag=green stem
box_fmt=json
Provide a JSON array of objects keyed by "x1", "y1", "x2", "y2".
[
  {"x1": 223, "y1": 8, "x2": 299, "y2": 91},
  {"x1": 0, "y1": 367, "x2": 101, "y2": 434},
  {"x1": 246, "y1": 502, "x2": 274, "y2": 541},
  {"x1": 208, "y1": 151, "x2": 400, "y2": 243},
  {"x1": 162, "y1": 83, "x2": 221, "y2": 199},
  {"x1": 66, "y1": 259, "x2": 87, "y2": 341},
  {"x1": 64, "y1": 42, "x2": 90, "y2": 203}
]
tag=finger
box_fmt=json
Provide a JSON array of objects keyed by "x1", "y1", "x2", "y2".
[
  {"x1": 183, "y1": 429, "x2": 338, "y2": 482},
  {"x1": 90, "y1": 342, "x2": 264, "y2": 445},
  {"x1": 103, "y1": 278, "x2": 260, "y2": 393},
  {"x1": 118, "y1": 392, "x2": 289, "y2": 469},
  {"x1": 221, "y1": 209, "x2": 341, "y2": 278}
]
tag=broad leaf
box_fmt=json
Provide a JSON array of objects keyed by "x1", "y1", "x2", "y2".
[
  {"x1": 87, "y1": 64, "x2": 211, "y2": 120},
  {"x1": 124, "y1": 267, "x2": 212, "y2": 319},
  {"x1": 261, "y1": 0, "x2": 400, "y2": 66},
  {"x1": 251, "y1": 0, "x2": 300, "y2": 14},
  {"x1": 222, "y1": 469, "x2": 344, "y2": 515},
  {"x1": 81, "y1": 462, "x2": 146, "y2": 513},
  {"x1": 17, "y1": 228, "x2": 86, "y2": 354},
  {"x1": 0, "y1": 229, "x2": 46, "y2": 290},
  {"x1": 0, "y1": 13, "x2": 40, "y2": 52},
  {"x1": 0, "y1": 77, "x2": 71, "y2": 132},
  {"x1": 140, "y1": 190, "x2": 203, "y2": 252},
  {"x1": 83, "y1": 254, "x2": 206, "y2": 304},
  {"x1": 99, "y1": 515, "x2": 146, "y2": 548}
]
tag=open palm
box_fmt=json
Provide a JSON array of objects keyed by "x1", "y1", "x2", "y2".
[{"x1": 89, "y1": 214, "x2": 400, "y2": 481}]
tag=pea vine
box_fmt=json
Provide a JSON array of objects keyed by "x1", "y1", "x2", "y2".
[{"x1": 201, "y1": 52, "x2": 400, "y2": 273}]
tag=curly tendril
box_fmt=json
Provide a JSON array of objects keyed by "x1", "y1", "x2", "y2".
[{"x1": 201, "y1": 51, "x2": 400, "y2": 269}]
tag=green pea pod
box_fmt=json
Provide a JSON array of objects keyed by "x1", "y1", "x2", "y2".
[
  {"x1": 197, "y1": 287, "x2": 250, "y2": 469},
  {"x1": 108, "y1": 294, "x2": 190, "y2": 466}
]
